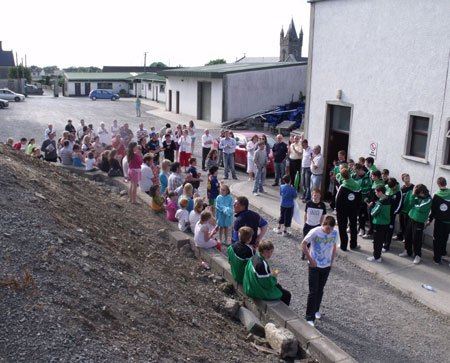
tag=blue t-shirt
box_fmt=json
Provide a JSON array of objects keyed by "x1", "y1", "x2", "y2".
[
  {"x1": 232, "y1": 210, "x2": 267, "y2": 245},
  {"x1": 280, "y1": 184, "x2": 297, "y2": 208},
  {"x1": 304, "y1": 226, "x2": 338, "y2": 268}
]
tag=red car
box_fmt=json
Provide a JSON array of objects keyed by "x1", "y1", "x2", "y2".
[{"x1": 214, "y1": 131, "x2": 276, "y2": 175}]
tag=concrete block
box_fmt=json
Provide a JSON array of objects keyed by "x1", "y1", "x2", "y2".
[
  {"x1": 222, "y1": 263, "x2": 234, "y2": 283},
  {"x1": 243, "y1": 296, "x2": 264, "y2": 320},
  {"x1": 266, "y1": 301, "x2": 298, "y2": 328},
  {"x1": 188, "y1": 239, "x2": 200, "y2": 258},
  {"x1": 286, "y1": 318, "x2": 322, "y2": 350},
  {"x1": 199, "y1": 247, "x2": 220, "y2": 265},
  {"x1": 168, "y1": 231, "x2": 191, "y2": 250},
  {"x1": 308, "y1": 337, "x2": 351, "y2": 363},
  {"x1": 265, "y1": 322, "x2": 298, "y2": 358},
  {"x1": 210, "y1": 254, "x2": 230, "y2": 277},
  {"x1": 223, "y1": 297, "x2": 240, "y2": 318},
  {"x1": 238, "y1": 307, "x2": 265, "y2": 337}
]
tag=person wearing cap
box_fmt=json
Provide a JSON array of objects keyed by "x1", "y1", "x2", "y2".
[
  {"x1": 147, "y1": 132, "x2": 161, "y2": 165},
  {"x1": 65, "y1": 120, "x2": 76, "y2": 135},
  {"x1": 97, "y1": 122, "x2": 109, "y2": 146}
]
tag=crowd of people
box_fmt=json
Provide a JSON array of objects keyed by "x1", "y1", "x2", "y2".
[{"x1": 6, "y1": 119, "x2": 449, "y2": 328}]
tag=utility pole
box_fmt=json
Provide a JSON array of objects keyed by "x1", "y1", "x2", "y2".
[{"x1": 144, "y1": 52, "x2": 147, "y2": 73}]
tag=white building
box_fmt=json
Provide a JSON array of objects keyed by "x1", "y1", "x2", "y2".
[
  {"x1": 129, "y1": 73, "x2": 166, "y2": 103},
  {"x1": 160, "y1": 62, "x2": 307, "y2": 124},
  {"x1": 304, "y1": 0, "x2": 450, "y2": 194},
  {"x1": 64, "y1": 72, "x2": 135, "y2": 96}
]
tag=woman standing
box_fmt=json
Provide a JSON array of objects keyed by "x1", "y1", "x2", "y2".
[
  {"x1": 188, "y1": 120, "x2": 196, "y2": 155},
  {"x1": 178, "y1": 129, "x2": 192, "y2": 172},
  {"x1": 260, "y1": 134, "x2": 271, "y2": 158},
  {"x1": 246, "y1": 134, "x2": 258, "y2": 181},
  {"x1": 174, "y1": 124, "x2": 183, "y2": 162},
  {"x1": 127, "y1": 142, "x2": 142, "y2": 204}
]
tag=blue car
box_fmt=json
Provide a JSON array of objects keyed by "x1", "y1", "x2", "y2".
[{"x1": 89, "y1": 89, "x2": 120, "y2": 101}]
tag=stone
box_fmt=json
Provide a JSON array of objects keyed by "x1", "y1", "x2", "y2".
[
  {"x1": 223, "y1": 297, "x2": 240, "y2": 318},
  {"x1": 219, "y1": 282, "x2": 234, "y2": 295},
  {"x1": 238, "y1": 307, "x2": 265, "y2": 337},
  {"x1": 286, "y1": 318, "x2": 322, "y2": 350},
  {"x1": 119, "y1": 190, "x2": 128, "y2": 197},
  {"x1": 264, "y1": 323, "x2": 298, "y2": 358},
  {"x1": 81, "y1": 251, "x2": 89, "y2": 257}
]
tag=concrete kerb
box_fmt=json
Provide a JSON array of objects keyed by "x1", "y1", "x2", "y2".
[{"x1": 59, "y1": 165, "x2": 354, "y2": 363}]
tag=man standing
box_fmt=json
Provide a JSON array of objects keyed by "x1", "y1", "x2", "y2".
[
  {"x1": 219, "y1": 131, "x2": 237, "y2": 180},
  {"x1": 217, "y1": 129, "x2": 225, "y2": 167},
  {"x1": 147, "y1": 132, "x2": 161, "y2": 165},
  {"x1": 65, "y1": 120, "x2": 76, "y2": 135},
  {"x1": 136, "y1": 123, "x2": 149, "y2": 142},
  {"x1": 232, "y1": 196, "x2": 268, "y2": 246},
  {"x1": 121, "y1": 123, "x2": 134, "y2": 147},
  {"x1": 76, "y1": 119, "x2": 86, "y2": 140},
  {"x1": 136, "y1": 96, "x2": 141, "y2": 117},
  {"x1": 301, "y1": 216, "x2": 338, "y2": 327},
  {"x1": 272, "y1": 134, "x2": 288, "y2": 186},
  {"x1": 427, "y1": 177, "x2": 450, "y2": 265},
  {"x1": 97, "y1": 122, "x2": 109, "y2": 146},
  {"x1": 301, "y1": 139, "x2": 314, "y2": 202},
  {"x1": 310, "y1": 145, "x2": 324, "y2": 190},
  {"x1": 253, "y1": 141, "x2": 269, "y2": 196},
  {"x1": 201, "y1": 129, "x2": 214, "y2": 171},
  {"x1": 288, "y1": 135, "x2": 303, "y2": 190},
  {"x1": 40, "y1": 131, "x2": 57, "y2": 162}
]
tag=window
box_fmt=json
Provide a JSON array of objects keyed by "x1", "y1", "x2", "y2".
[
  {"x1": 160, "y1": 84, "x2": 165, "y2": 93},
  {"x1": 444, "y1": 120, "x2": 450, "y2": 165},
  {"x1": 407, "y1": 115, "x2": 430, "y2": 158},
  {"x1": 97, "y1": 82, "x2": 112, "y2": 89}
]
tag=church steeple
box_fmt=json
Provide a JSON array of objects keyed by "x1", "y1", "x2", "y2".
[
  {"x1": 280, "y1": 19, "x2": 303, "y2": 62},
  {"x1": 280, "y1": 26, "x2": 284, "y2": 40}
]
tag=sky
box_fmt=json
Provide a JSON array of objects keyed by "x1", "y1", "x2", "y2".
[{"x1": 0, "y1": 0, "x2": 310, "y2": 69}]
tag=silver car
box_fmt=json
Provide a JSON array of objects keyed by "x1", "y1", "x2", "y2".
[
  {"x1": 0, "y1": 98, "x2": 8, "y2": 109},
  {"x1": 0, "y1": 89, "x2": 25, "y2": 102}
]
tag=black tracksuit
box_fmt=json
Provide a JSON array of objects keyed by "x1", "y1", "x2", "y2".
[
  {"x1": 335, "y1": 181, "x2": 361, "y2": 250},
  {"x1": 396, "y1": 184, "x2": 414, "y2": 240},
  {"x1": 429, "y1": 190, "x2": 450, "y2": 263},
  {"x1": 384, "y1": 186, "x2": 403, "y2": 250}
]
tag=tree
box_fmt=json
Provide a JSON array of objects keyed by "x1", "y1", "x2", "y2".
[
  {"x1": 43, "y1": 66, "x2": 59, "y2": 75},
  {"x1": 205, "y1": 59, "x2": 226, "y2": 66},
  {"x1": 63, "y1": 66, "x2": 102, "y2": 73},
  {"x1": 150, "y1": 62, "x2": 167, "y2": 68},
  {"x1": 7, "y1": 66, "x2": 32, "y2": 83}
]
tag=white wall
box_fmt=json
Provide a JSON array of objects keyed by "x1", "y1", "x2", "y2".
[
  {"x1": 141, "y1": 81, "x2": 166, "y2": 103},
  {"x1": 67, "y1": 81, "x2": 129, "y2": 96},
  {"x1": 307, "y1": 0, "x2": 450, "y2": 192},
  {"x1": 166, "y1": 76, "x2": 223, "y2": 123},
  {"x1": 225, "y1": 65, "x2": 307, "y2": 121}
]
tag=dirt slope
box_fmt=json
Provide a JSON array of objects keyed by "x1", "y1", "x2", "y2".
[{"x1": 0, "y1": 144, "x2": 275, "y2": 363}]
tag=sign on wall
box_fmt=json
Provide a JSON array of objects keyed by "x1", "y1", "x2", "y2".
[{"x1": 369, "y1": 142, "x2": 378, "y2": 159}]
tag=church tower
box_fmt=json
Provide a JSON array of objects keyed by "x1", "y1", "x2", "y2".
[{"x1": 280, "y1": 19, "x2": 303, "y2": 62}]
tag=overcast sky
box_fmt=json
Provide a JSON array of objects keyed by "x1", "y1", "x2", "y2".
[{"x1": 1, "y1": 0, "x2": 310, "y2": 69}]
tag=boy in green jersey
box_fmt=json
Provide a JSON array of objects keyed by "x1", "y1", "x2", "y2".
[
  {"x1": 228, "y1": 227, "x2": 254, "y2": 283},
  {"x1": 363, "y1": 170, "x2": 384, "y2": 238},
  {"x1": 354, "y1": 164, "x2": 371, "y2": 236},
  {"x1": 368, "y1": 185, "x2": 390, "y2": 262}
]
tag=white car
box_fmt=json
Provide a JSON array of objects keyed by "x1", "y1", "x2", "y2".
[
  {"x1": 0, "y1": 89, "x2": 25, "y2": 102},
  {"x1": 0, "y1": 99, "x2": 8, "y2": 109}
]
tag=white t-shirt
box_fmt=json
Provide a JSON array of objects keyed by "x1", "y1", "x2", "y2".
[
  {"x1": 178, "y1": 135, "x2": 192, "y2": 152},
  {"x1": 311, "y1": 153, "x2": 324, "y2": 175},
  {"x1": 246, "y1": 140, "x2": 257, "y2": 159},
  {"x1": 111, "y1": 125, "x2": 120, "y2": 137},
  {"x1": 122, "y1": 155, "x2": 128, "y2": 178},
  {"x1": 85, "y1": 158, "x2": 96, "y2": 171},
  {"x1": 302, "y1": 146, "x2": 313, "y2": 168},
  {"x1": 304, "y1": 226, "x2": 338, "y2": 268},
  {"x1": 201, "y1": 134, "x2": 214, "y2": 148},
  {"x1": 140, "y1": 164, "x2": 154, "y2": 192},
  {"x1": 194, "y1": 222, "x2": 217, "y2": 248},
  {"x1": 97, "y1": 127, "x2": 109, "y2": 144},
  {"x1": 175, "y1": 209, "x2": 190, "y2": 232},
  {"x1": 189, "y1": 210, "x2": 201, "y2": 232}
]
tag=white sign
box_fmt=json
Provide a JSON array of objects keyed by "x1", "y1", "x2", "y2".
[{"x1": 369, "y1": 142, "x2": 378, "y2": 159}]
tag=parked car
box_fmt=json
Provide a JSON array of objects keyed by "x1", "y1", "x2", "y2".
[
  {"x1": 0, "y1": 89, "x2": 25, "y2": 102},
  {"x1": 89, "y1": 89, "x2": 120, "y2": 101},
  {"x1": 25, "y1": 84, "x2": 44, "y2": 95},
  {"x1": 0, "y1": 99, "x2": 9, "y2": 109},
  {"x1": 214, "y1": 131, "x2": 276, "y2": 175}
]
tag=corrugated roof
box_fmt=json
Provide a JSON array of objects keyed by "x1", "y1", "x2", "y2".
[
  {"x1": 64, "y1": 72, "x2": 135, "y2": 81},
  {"x1": 0, "y1": 50, "x2": 15, "y2": 67},
  {"x1": 159, "y1": 62, "x2": 307, "y2": 79},
  {"x1": 128, "y1": 72, "x2": 165, "y2": 82}
]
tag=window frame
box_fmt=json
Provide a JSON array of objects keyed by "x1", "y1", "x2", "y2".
[
  {"x1": 443, "y1": 118, "x2": 450, "y2": 166},
  {"x1": 403, "y1": 111, "x2": 433, "y2": 162},
  {"x1": 97, "y1": 82, "x2": 113, "y2": 90}
]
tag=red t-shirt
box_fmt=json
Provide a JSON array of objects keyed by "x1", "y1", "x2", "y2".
[{"x1": 13, "y1": 142, "x2": 22, "y2": 150}]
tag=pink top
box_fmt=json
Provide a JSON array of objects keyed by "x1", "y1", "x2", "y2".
[
  {"x1": 164, "y1": 200, "x2": 178, "y2": 221},
  {"x1": 128, "y1": 153, "x2": 143, "y2": 169}
]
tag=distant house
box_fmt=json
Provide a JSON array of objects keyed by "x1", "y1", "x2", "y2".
[
  {"x1": 0, "y1": 41, "x2": 15, "y2": 79},
  {"x1": 102, "y1": 66, "x2": 175, "y2": 73},
  {"x1": 64, "y1": 72, "x2": 135, "y2": 96},
  {"x1": 160, "y1": 62, "x2": 307, "y2": 124},
  {"x1": 128, "y1": 72, "x2": 166, "y2": 103}
]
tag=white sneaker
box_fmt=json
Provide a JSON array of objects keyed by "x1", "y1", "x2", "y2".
[
  {"x1": 367, "y1": 256, "x2": 382, "y2": 262},
  {"x1": 253, "y1": 192, "x2": 259, "y2": 196},
  {"x1": 315, "y1": 312, "x2": 321, "y2": 320},
  {"x1": 358, "y1": 229, "x2": 365, "y2": 236},
  {"x1": 346, "y1": 227, "x2": 350, "y2": 233},
  {"x1": 273, "y1": 227, "x2": 281, "y2": 234},
  {"x1": 398, "y1": 250, "x2": 409, "y2": 257},
  {"x1": 413, "y1": 256, "x2": 421, "y2": 264},
  {"x1": 362, "y1": 233, "x2": 373, "y2": 239},
  {"x1": 307, "y1": 320, "x2": 315, "y2": 327},
  {"x1": 382, "y1": 248, "x2": 387, "y2": 253},
  {"x1": 282, "y1": 231, "x2": 290, "y2": 237},
  {"x1": 332, "y1": 210, "x2": 337, "y2": 215}
]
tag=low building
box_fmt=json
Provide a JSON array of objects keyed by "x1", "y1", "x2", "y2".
[
  {"x1": 64, "y1": 72, "x2": 135, "y2": 96},
  {"x1": 304, "y1": 0, "x2": 450, "y2": 193},
  {"x1": 160, "y1": 62, "x2": 307, "y2": 124},
  {"x1": 128, "y1": 73, "x2": 166, "y2": 103}
]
